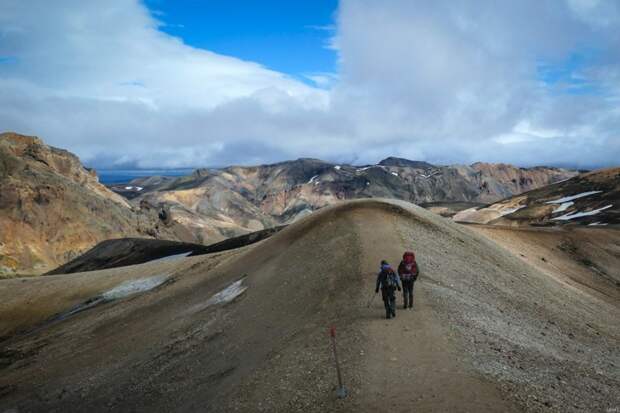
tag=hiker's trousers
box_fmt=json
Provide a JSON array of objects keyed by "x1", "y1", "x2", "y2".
[
  {"x1": 381, "y1": 288, "x2": 396, "y2": 316},
  {"x1": 402, "y1": 279, "x2": 415, "y2": 308}
]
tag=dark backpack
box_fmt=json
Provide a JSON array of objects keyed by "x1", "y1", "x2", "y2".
[{"x1": 383, "y1": 270, "x2": 398, "y2": 289}]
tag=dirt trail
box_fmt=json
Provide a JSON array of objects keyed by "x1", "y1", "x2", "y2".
[{"x1": 353, "y1": 208, "x2": 516, "y2": 412}]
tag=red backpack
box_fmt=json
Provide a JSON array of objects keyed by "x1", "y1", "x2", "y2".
[{"x1": 400, "y1": 251, "x2": 418, "y2": 280}]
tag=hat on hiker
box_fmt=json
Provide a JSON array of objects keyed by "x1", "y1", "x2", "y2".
[{"x1": 380, "y1": 260, "x2": 391, "y2": 270}]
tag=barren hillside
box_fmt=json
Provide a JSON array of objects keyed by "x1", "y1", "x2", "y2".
[
  {"x1": 1, "y1": 199, "x2": 617, "y2": 412},
  {"x1": 454, "y1": 167, "x2": 619, "y2": 226},
  {"x1": 115, "y1": 157, "x2": 576, "y2": 243},
  {"x1": 0, "y1": 133, "x2": 189, "y2": 276}
]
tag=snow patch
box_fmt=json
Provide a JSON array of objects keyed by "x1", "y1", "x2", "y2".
[
  {"x1": 102, "y1": 274, "x2": 170, "y2": 300},
  {"x1": 123, "y1": 186, "x2": 144, "y2": 191},
  {"x1": 307, "y1": 175, "x2": 319, "y2": 184},
  {"x1": 588, "y1": 222, "x2": 608, "y2": 226},
  {"x1": 148, "y1": 251, "x2": 193, "y2": 263},
  {"x1": 356, "y1": 165, "x2": 386, "y2": 172},
  {"x1": 545, "y1": 191, "x2": 602, "y2": 204},
  {"x1": 552, "y1": 204, "x2": 612, "y2": 221},
  {"x1": 418, "y1": 170, "x2": 441, "y2": 179},
  {"x1": 205, "y1": 279, "x2": 247, "y2": 306},
  {"x1": 52, "y1": 275, "x2": 171, "y2": 322},
  {"x1": 553, "y1": 201, "x2": 574, "y2": 213},
  {"x1": 390, "y1": 172, "x2": 399, "y2": 177},
  {"x1": 334, "y1": 165, "x2": 341, "y2": 170}
]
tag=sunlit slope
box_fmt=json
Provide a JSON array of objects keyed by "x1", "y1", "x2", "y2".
[{"x1": 454, "y1": 167, "x2": 620, "y2": 226}]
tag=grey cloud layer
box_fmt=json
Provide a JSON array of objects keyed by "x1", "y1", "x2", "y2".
[{"x1": 0, "y1": 0, "x2": 618, "y2": 169}]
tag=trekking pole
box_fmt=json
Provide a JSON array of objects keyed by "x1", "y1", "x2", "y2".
[
  {"x1": 329, "y1": 326, "x2": 347, "y2": 399},
  {"x1": 366, "y1": 292, "x2": 377, "y2": 308}
]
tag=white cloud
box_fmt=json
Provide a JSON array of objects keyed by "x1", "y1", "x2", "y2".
[{"x1": 0, "y1": 0, "x2": 618, "y2": 170}]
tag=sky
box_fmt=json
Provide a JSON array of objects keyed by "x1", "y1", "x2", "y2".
[{"x1": 0, "y1": 0, "x2": 618, "y2": 170}]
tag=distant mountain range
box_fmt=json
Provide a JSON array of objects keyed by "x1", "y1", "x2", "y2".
[
  {"x1": 113, "y1": 152, "x2": 577, "y2": 244},
  {"x1": 0, "y1": 132, "x2": 599, "y2": 275}
]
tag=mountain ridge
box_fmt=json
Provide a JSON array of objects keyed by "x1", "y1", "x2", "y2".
[
  {"x1": 0, "y1": 132, "x2": 189, "y2": 276},
  {"x1": 0, "y1": 132, "x2": 585, "y2": 275},
  {"x1": 1, "y1": 199, "x2": 617, "y2": 411},
  {"x1": 116, "y1": 155, "x2": 579, "y2": 243},
  {"x1": 453, "y1": 167, "x2": 620, "y2": 226}
]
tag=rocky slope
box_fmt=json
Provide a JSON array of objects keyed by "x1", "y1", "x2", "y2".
[
  {"x1": 117, "y1": 157, "x2": 576, "y2": 242},
  {"x1": 453, "y1": 167, "x2": 619, "y2": 226},
  {"x1": 0, "y1": 200, "x2": 617, "y2": 412},
  {"x1": 47, "y1": 226, "x2": 285, "y2": 275},
  {"x1": 0, "y1": 133, "x2": 187, "y2": 276}
]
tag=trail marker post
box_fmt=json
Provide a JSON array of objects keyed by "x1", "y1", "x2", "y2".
[{"x1": 329, "y1": 326, "x2": 347, "y2": 399}]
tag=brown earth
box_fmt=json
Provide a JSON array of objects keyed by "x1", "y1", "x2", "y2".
[
  {"x1": 468, "y1": 225, "x2": 620, "y2": 304},
  {"x1": 0, "y1": 133, "x2": 188, "y2": 276},
  {"x1": 46, "y1": 226, "x2": 285, "y2": 275},
  {"x1": 0, "y1": 132, "x2": 577, "y2": 275},
  {"x1": 0, "y1": 199, "x2": 618, "y2": 412},
  {"x1": 454, "y1": 167, "x2": 620, "y2": 226},
  {"x1": 123, "y1": 157, "x2": 576, "y2": 244}
]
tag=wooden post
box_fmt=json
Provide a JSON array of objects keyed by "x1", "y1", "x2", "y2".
[{"x1": 330, "y1": 326, "x2": 347, "y2": 399}]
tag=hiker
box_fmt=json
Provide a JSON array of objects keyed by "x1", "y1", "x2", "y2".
[
  {"x1": 398, "y1": 251, "x2": 419, "y2": 309},
  {"x1": 375, "y1": 260, "x2": 401, "y2": 319}
]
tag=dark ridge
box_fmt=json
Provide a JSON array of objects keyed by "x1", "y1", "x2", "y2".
[
  {"x1": 378, "y1": 157, "x2": 435, "y2": 169},
  {"x1": 46, "y1": 225, "x2": 286, "y2": 275}
]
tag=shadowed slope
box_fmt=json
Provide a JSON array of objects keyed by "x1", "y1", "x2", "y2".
[{"x1": 46, "y1": 226, "x2": 285, "y2": 275}]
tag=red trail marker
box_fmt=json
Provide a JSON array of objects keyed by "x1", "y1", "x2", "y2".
[{"x1": 329, "y1": 326, "x2": 347, "y2": 399}]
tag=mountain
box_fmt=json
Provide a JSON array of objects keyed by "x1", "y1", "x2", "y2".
[
  {"x1": 0, "y1": 133, "x2": 188, "y2": 276},
  {"x1": 113, "y1": 157, "x2": 577, "y2": 243},
  {"x1": 46, "y1": 226, "x2": 284, "y2": 275},
  {"x1": 0, "y1": 133, "x2": 581, "y2": 274},
  {"x1": 453, "y1": 167, "x2": 620, "y2": 226},
  {"x1": 1, "y1": 200, "x2": 617, "y2": 412}
]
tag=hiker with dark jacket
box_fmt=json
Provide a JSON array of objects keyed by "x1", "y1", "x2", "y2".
[
  {"x1": 398, "y1": 251, "x2": 419, "y2": 309},
  {"x1": 375, "y1": 260, "x2": 401, "y2": 319}
]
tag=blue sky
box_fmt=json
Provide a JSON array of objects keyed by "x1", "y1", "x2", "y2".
[
  {"x1": 145, "y1": 0, "x2": 338, "y2": 83},
  {"x1": 537, "y1": 50, "x2": 604, "y2": 96}
]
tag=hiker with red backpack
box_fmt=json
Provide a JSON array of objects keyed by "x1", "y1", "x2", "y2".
[
  {"x1": 398, "y1": 251, "x2": 419, "y2": 309},
  {"x1": 375, "y1": 260, "x2": 401, "y2": 319}
]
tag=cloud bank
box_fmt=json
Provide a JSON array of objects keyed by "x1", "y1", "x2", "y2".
[{"x1": 0, "y1": 0, "x2": 618, "y2": 169}]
